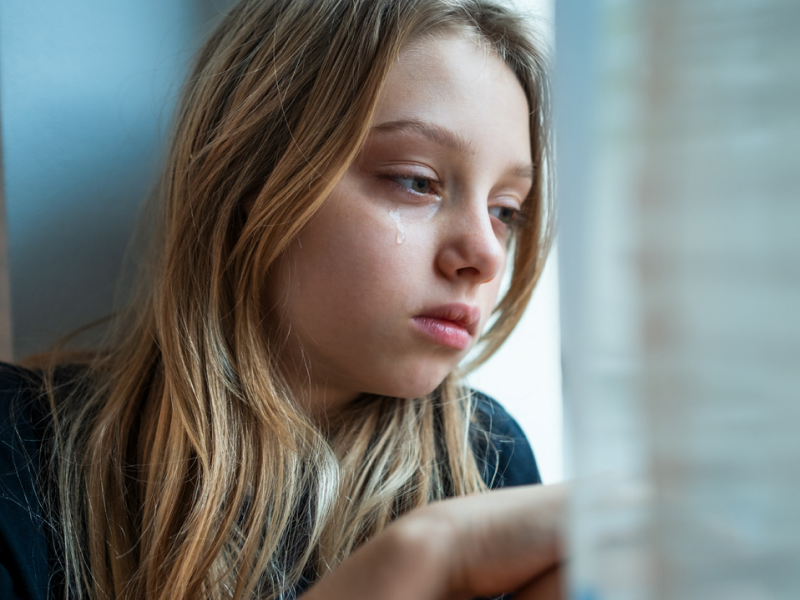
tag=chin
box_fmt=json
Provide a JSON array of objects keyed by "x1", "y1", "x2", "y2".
[{"x1": 370, "y1": 366, "x2": 454, "y2": 400}]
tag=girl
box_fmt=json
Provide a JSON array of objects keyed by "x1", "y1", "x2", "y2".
[{"x1": 0, "y1": 0, "x2": 565, "y2": 598}]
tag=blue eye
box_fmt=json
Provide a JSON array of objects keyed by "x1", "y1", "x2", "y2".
[
  {"x1": 489, "y1": 205, "x2": 520, "y2": 226},
  {"x1": 394, "y1": 176, "x2": 432, "y2": 194}
]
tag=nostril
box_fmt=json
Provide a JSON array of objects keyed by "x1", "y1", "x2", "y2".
[{"x1": 456, "y1": 266, "x2": 481, "y2": 278}]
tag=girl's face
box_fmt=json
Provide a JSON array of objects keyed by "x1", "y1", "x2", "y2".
[{"x1": 270, "y1": 32, "x2": 533, "y2": 414}]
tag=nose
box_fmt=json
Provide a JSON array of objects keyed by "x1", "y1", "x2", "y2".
[{"x1": 435, "y1": 200, "x2": 506, "y2": 285}]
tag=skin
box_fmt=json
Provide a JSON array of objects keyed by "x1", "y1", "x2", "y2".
[
  {"x1": 273, "y1": 32, "x2": 566, "y2": 599},
  {"x1": 269, "y1": 32, "x2": 535, "y2": 416},
  {"x1": 301, "y1": 484, "x2": 567, "y2": 600}
]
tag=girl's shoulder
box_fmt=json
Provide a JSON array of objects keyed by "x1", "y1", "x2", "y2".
[
  {"x1": 470, "y1": 390, "x2": 542, "y2": 488},
  {"x1": 0, "y1": 362, "x2": 50, "y2": 471},
  {"x1": 0, "y1": 363, "x2": 52, "y2": 600}
]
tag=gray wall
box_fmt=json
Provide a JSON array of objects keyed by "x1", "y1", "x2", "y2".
[{"x1": 0, "y1": 0, "x2": 228, "y2": 358}]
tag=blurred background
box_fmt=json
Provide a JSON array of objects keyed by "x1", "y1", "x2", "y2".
[
  {"x1": 0, "y1": 0, "x2": 230, "y2": 358},
  {"x1": 2, "y1": 0, "x2": 799, "y2": 598},
  {"x1": 557, "y1": 0, "x2": 800, "y2": 598}
]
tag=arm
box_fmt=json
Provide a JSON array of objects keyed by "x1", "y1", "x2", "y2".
[{"x1": 300, "y1": 483, "x2": 567, "y2": 600}]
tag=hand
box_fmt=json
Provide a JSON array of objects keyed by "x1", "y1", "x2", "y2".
[
  {"x1": 300, "y1": 484, "x2": 567, "y2": 600},
  {"x1": 515, "y1": 565, "x2": 565, "y2": 600}
]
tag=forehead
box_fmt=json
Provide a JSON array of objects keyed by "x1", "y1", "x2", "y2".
[{"x1": 371, "y1": 31, "x2": 532, "y2": 164}]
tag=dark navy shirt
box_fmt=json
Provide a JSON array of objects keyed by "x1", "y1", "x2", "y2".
[{"x1": 0, "y1": 364, "x2": 540, "y2": 600}]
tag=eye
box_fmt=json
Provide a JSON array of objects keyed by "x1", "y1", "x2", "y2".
[
  {"x1": 393, "y1": 176, "x2": 433, "y2": 194},
  {"x1": 489, "y1": 205, "x2": 520, "y2": 226}
]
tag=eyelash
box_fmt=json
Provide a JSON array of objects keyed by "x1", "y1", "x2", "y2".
[
  {"x1": 489, "y1": 205, "x2": 522, "y2": 227},
  {"x1": 385, "y1": 174, "x2": 440, "y2": 197},
  {"x1": 383, "y1": 174, "x2": 524, "y2": 230}
]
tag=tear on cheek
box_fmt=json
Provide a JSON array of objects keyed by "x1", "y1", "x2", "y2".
[
  {"x1": 389, "y1": 209, "x2": 405, "y2": 244},
  {"x1": 387, "y1": 203, "x2": 442, "y2": 245}
]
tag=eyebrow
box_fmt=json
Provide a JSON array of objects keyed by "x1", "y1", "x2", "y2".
[
  {"x1": 371, "y1": 119, "x2": 475, "y2": 156},
  {"x1": 505, "y1": 162, "x2": 536, "y2": 180},
  {"x1": 370, "y1": 118, "x2": 535, "y2": 180}
]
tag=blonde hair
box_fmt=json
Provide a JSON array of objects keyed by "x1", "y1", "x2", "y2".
[{"x1": 40, "y1": 1, "x2": 552, "y2": 598}]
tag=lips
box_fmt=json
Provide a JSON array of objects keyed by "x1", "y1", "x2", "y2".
[{"x1": 411, "y1": 303, "x2": 481, "y2": 351}]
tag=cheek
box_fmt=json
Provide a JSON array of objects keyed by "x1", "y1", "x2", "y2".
[
  {"x1": 476, "y1": 258, "x2": 507, "y2": 329},
  {"x1": 280, "y1": 199, "x2": 417, "y2": 334}
]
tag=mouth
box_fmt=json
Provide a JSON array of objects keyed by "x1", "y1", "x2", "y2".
[{"x1": 411, "y1": 303, "x2": 481, "y2": 351}]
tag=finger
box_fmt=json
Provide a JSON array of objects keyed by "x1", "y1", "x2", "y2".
[
  {"x1": 440, "y1": 484, "x2": 567, "y2": 595},
  {"x1": 514, "y1": 565, "x2": 565, "y2": 600}
]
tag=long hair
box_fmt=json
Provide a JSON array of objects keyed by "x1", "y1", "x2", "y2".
[{"x1": 41, "y1": 1, "x2": 552, "y2": 598}]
